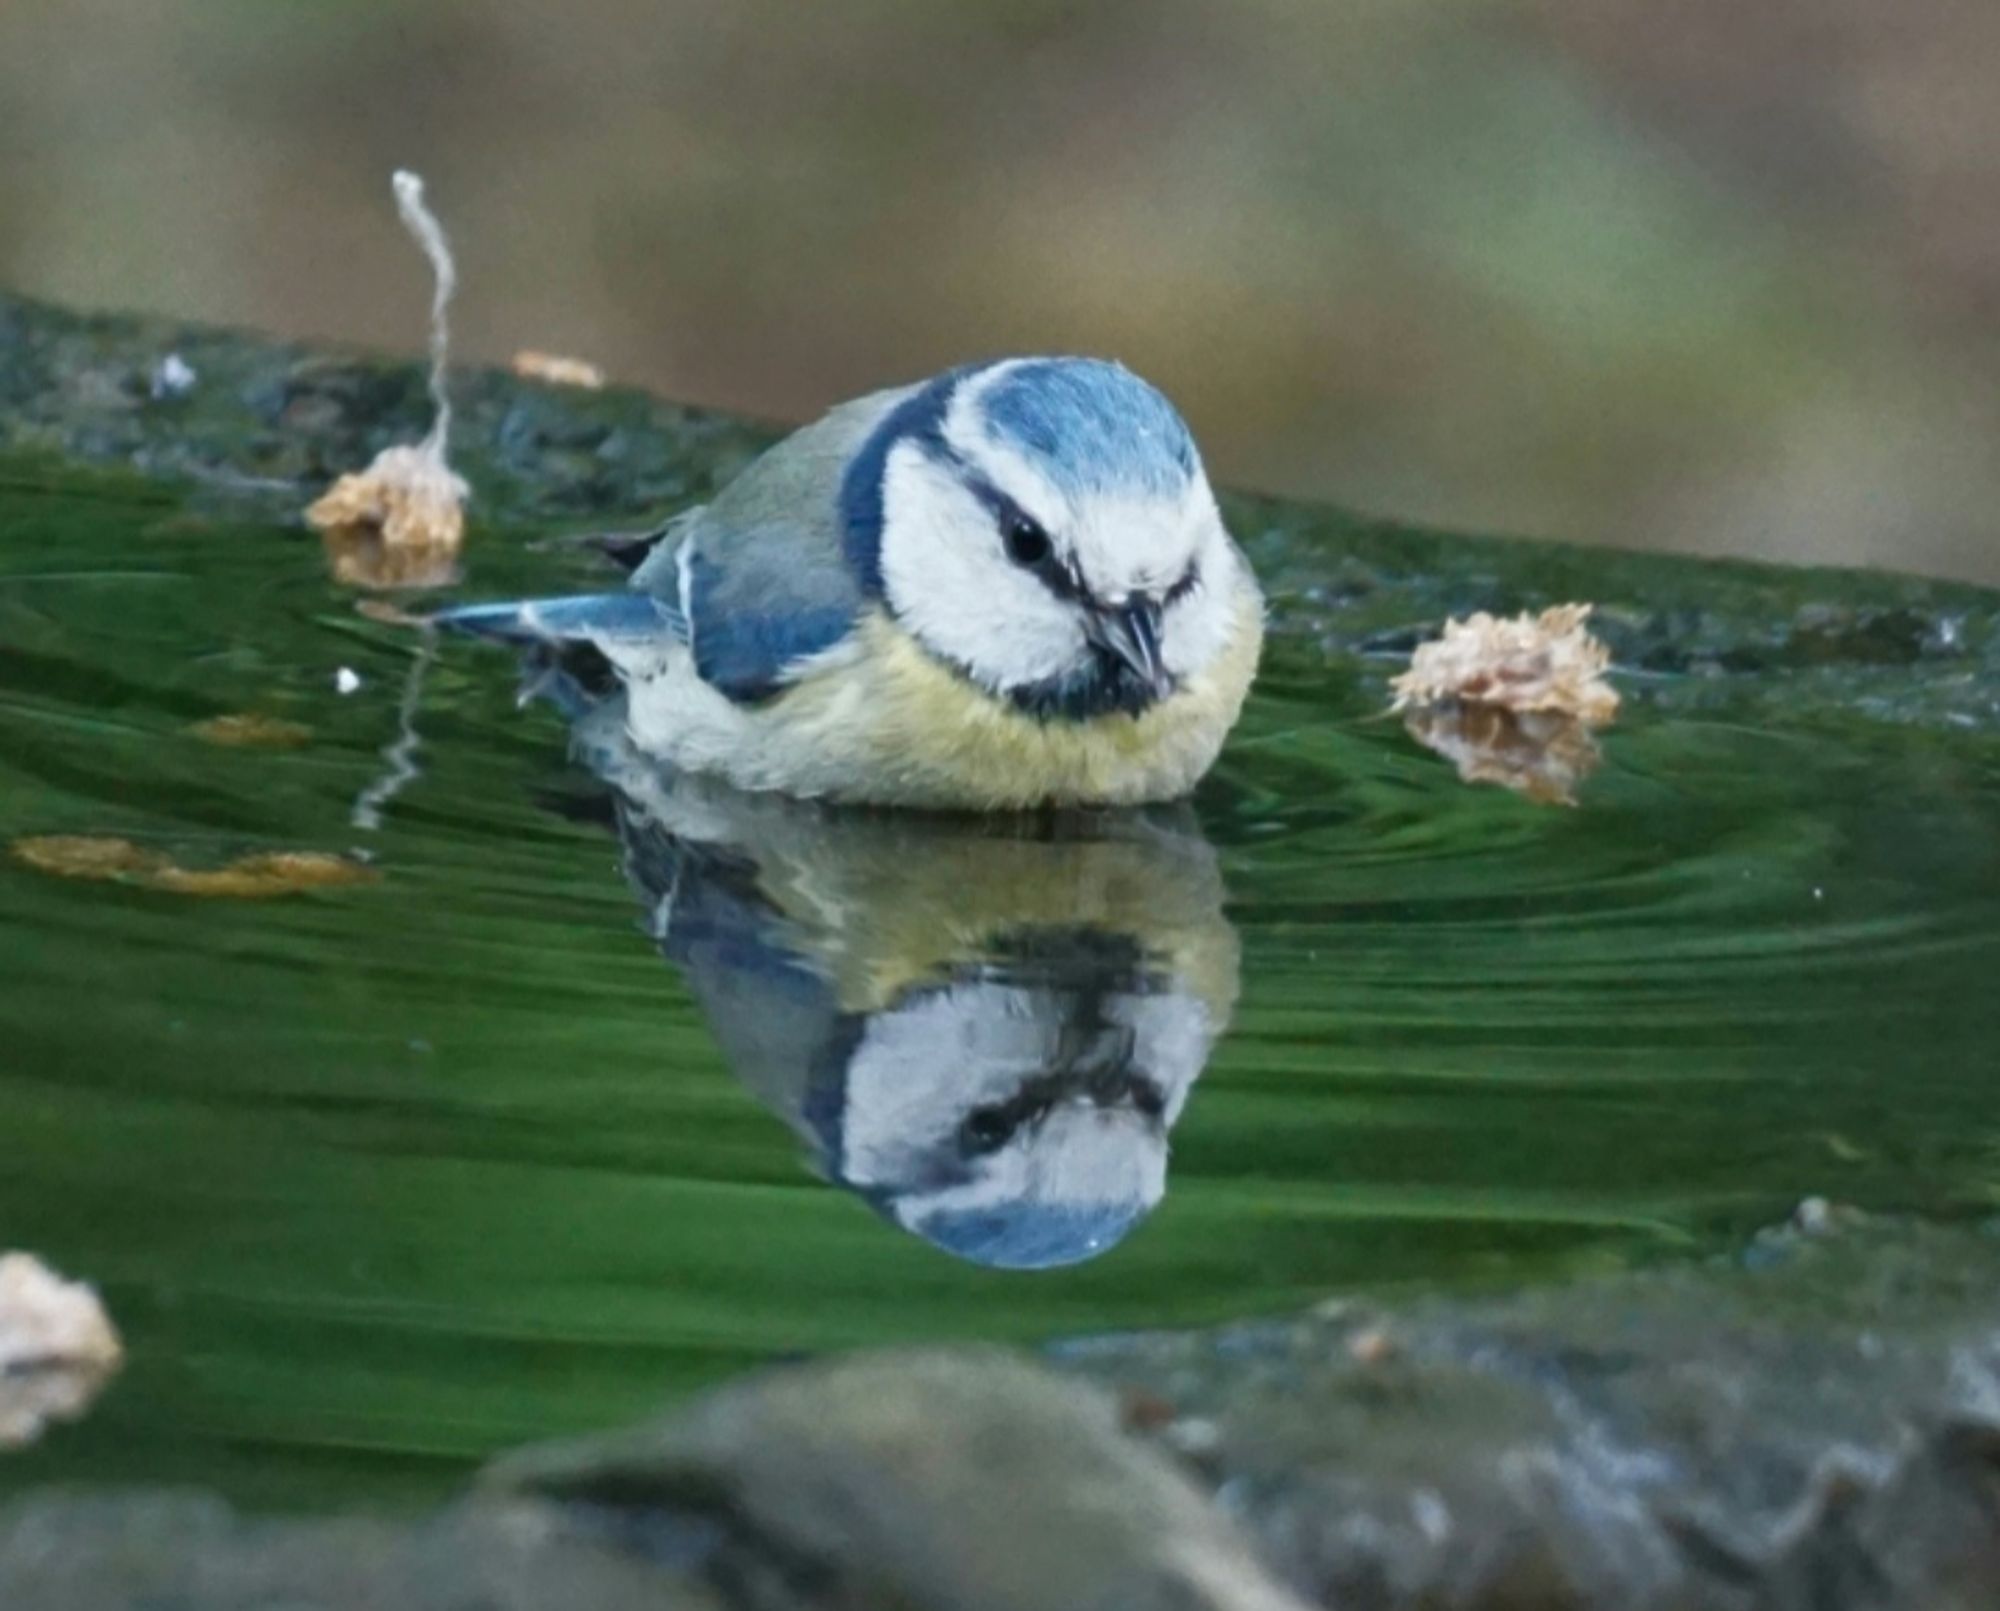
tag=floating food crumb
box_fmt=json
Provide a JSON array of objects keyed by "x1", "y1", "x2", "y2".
[
  {"x1": 149, "y1": 352, "x2": 197, "y2": 401},
  {"x1": 189, "y1": 713, "x2": 313, "y2": 749},
  {"x1": 1390, "y1": 604, "x2": 1619, "y2": 724},
  {"x1": 308, "y1": 444, "x2": 469, "y2": 589},
  {"x1": 1401, "y1": 702, "x2": 1603, "y2": 807},
  {"x1": 1790, "y1": 1196, "x2": 1861, "y2": 1236},
  {"x1": 1391, "y1": 605, "x2": 1619, "y2": 804},
  {"x1": 510, "y1": 349, "x2": 606, "y2": 389},
  {"x1": 305, "y1": 171, "x2": 468, "y2": 590},
  {"x1": 0, "y1": 1253, "x2": 122, "y2": 1449},
  {"x1": 11, "y1": 836, "x2": 378, "y2": 899}
]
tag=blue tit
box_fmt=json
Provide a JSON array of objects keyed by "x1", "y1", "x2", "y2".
[
  {"x1": 580, "y1": 705, "x2": 1240, "y2": 1270},
  {"x1": 437, "y1": 357, "x2": 1264, "y2": 808}
]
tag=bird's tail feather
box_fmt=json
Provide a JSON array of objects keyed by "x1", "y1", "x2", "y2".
[{"x1": 430, "y1": 592, "x2": 682, "y2": 646}]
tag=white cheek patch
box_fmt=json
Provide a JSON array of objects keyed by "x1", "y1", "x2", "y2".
[
  {"x1": 838, "y1": 978, "x2": 1183, "y2": 1225},
  {"x1": 1107, "y1": 987, "x2": 1218, "y2": 1124},
  {"x1": 1162, "y1": 524, "x2": 1246, "y2": 680},
  {"x1": 878, "y1": 441, "x2": 1084, "y2": 692},
  {"x1": 837, "y1": 981, "x2": 1064, "y2": 1191}
]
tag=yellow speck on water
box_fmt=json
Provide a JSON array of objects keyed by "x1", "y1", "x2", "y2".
[
  {"x1": 188, "y1": 713, "x2": 313, "y2": 748},
  {"x1": 510, "y1": 349, "x2": 606, "y2": 389},
  {"x1": 11, "y1": 836, "x2": 378, "y2": 898}
]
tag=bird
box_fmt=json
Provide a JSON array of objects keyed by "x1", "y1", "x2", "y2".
[
  {"x1": 435, "y1": 356, "x2": 1264, "y2": 808},
  {"x1": 573, "y1": 699, "x2": 1240, "y2": 1270}
]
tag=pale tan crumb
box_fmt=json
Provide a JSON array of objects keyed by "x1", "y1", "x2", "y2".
[
  {"x1": 0, "y1": 1253, "x2": 122, "y2": 1448},
  {"x1": 1401, "y1": 702, "x2": 1602, "y2": 806},
  {"x1": 510, "y1": 349, "x2": 606, "y2": 389},
  {"x1": 307, "y1": 443, "x2": 469, "y2": 589},
  {"x1": 1390, "y1": 604, "x2": 1620, "y2": 725}
]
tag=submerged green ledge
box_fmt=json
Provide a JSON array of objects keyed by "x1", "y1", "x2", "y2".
[{"x1": 4, "y1": 291, "x2": 1996, "y2": 740}]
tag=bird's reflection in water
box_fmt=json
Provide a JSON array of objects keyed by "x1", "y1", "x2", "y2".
[{"x1": 567, "y1": 698, "x2": 1241, "y2": 1270}]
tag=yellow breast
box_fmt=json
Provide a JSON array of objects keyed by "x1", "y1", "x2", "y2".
[{"x1": 767, "y1": 584, "x2": 1264, "y2": 808}]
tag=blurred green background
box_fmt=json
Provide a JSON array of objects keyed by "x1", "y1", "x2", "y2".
[{"x1": 3, "y1": 0, "x2": 1996, "y2": 582}]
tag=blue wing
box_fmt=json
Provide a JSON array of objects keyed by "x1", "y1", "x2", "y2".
[
  {"x1": 632, "y1": 387, "x2": 911, "y2": 701},
  {"x1": 435, "y1": 385, "x2": 913, "y2": 704}
]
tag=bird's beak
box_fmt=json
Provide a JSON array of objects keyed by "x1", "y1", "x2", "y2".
[{"x1": 1086, "y1": 597, "x2": 1173, "y2": 699}]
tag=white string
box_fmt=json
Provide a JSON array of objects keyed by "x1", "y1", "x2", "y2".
[
  {"x1": 351, "y1": 630, "x2": 437, "y2": 832},
  {"x1": 391, "y1": 170, "x2": 457, "y2": 462}
]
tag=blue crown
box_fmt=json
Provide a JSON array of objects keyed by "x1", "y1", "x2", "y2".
[{"x1": 977, "y1": 358, "x2": 1199, "y2": 501}]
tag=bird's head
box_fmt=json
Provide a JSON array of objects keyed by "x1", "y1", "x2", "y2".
[{"x1": 845, "y1": 358, "x2": 1245, "y2": 719}]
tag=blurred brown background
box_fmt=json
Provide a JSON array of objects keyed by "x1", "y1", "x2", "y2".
[{"x1": 2, "y1": 1, "x2": 1996, "y2": 583}]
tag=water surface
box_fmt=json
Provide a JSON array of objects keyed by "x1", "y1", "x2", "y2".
[{"x1": 4, "y1": 465, "x2": 1998, "y2": 1510}]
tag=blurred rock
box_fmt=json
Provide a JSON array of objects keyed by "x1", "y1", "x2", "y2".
[
  {"x1": 0, "y1": 1496, "x2": 723, "y2": 1611},
  {"x1": 1054, "y1": 1213, "x2": 2000, "y2": 1610},
  {"x1": 10, "y1": 1220, "x2": 2000, "y2": 1608},
  {"x1": 492, "y1": 1348, "x2": 1310, "y2": 1611},
  {"x1": 0, "y1": 1353, "x2": 1306, "y2": 1611}
]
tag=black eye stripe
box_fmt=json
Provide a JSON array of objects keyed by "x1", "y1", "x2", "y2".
[
  {"x1": 955, "y1": 469, "x2": 1081, "y2": 602},
  {"x1": 922, "y1": 439, "x2": 1195, "y2": 610}
]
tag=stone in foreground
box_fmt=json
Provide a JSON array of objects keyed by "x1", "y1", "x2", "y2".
[
  {"x1": 1056, "y1": 1210, "x2": 2000, "y2": 1610},
  {"x1": 491, "y1": 1347, "x2": 1310, "y2": 1611},
  {"x1": 0, "y1": 1494, "x2": 722, "y2": 1611}
]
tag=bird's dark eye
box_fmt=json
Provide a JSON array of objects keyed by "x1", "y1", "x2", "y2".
[
  {"x1": 1003, "y1": 514, "x2": 1052, "y2": 569},
  {"x1": 960, "y1": 1105, "x2": 1014, "y2": 1155}
]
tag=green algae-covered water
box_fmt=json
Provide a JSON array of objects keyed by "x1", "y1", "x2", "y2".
[{"x1": 4, "y1": 459, "x2": 2000, "y2": 1514}]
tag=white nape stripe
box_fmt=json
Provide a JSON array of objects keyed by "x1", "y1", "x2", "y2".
[
  {"x1": 674, "y1": 534, "x2": 698, "y2": 658},
  {"x1": 941, "y1": 360, "x2": 1070, "y2": 537}
]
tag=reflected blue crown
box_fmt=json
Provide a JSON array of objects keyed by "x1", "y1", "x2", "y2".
[{"x1": 908, "y1": 1198, "x2": 1153, "y2": 1271}]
